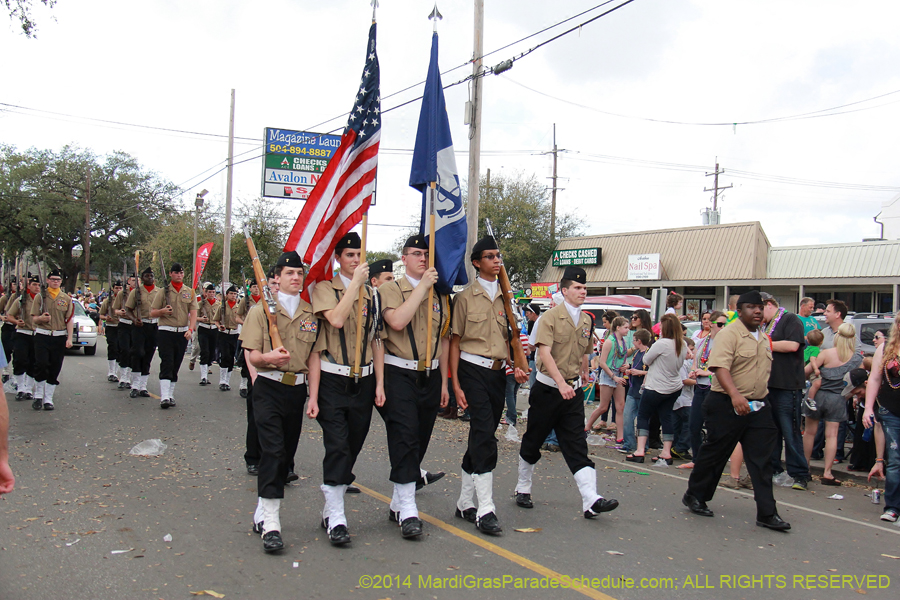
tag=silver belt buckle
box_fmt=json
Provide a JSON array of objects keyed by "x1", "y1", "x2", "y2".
[{"x1": 281, "y1": 372, "x2": 297, "y2": 386}]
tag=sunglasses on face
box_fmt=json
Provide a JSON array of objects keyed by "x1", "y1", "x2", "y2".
[{"x1": 714, "y1": 321, "x2": 727, "y2": 327}]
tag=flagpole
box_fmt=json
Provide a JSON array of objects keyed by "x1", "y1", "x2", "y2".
[
  {"x1": 351, "y1": 213, "x2": 368, "y2": 380},
  {"x1": 426, "y1": 181, "x2": 436, "y2": 370}
]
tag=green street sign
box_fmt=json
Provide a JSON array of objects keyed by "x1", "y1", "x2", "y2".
[
  {"x1": 551, "y1": 247, "x2": 602, "y2": 267},
  {"x1": 264, "y1": 153, "x2": 328, "y2": 173}
]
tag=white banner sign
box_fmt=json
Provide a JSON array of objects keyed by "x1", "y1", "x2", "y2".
[{"x1": 627, "y1": 253, "x2": 660, "y2": 280}]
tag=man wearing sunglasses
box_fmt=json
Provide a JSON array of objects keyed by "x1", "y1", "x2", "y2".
[{"x1": 30, "y1": 270, "x2": 74, "y2": 411}]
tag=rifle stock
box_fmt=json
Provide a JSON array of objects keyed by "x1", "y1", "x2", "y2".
[
  {"x1": 134, "y1": 251, "x2": 142, "y2": 323},
  {"x1": 244, "y1": 227, "x2": 283, "y2": 349}
]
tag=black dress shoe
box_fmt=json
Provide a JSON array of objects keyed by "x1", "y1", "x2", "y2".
[
  {"x1": 585, "y1": 497, "x2": 619, "y2": 518},
  {"x1": 240, "y1": 388, "x2": 248, "y2": 398},
  {"x1": 43, "y1": 403, "x2": 54, "y2": 411},
  {"x1": 416, "y1": 471, "x2": 446, "y2": 490},
  {"x1": 219, "y1": 383, "x2": 227, "y2": 391},
  {"x1": 107, "y1": 374, "x2": 119, "y2": 382},
  {"x1": 285, "y1": 471, "x2": 299, "y2": 483},
  {"x1": 23, "y1": 392, "x2": 33, "y2": 400},
  {"x1": 756, "y1": 513, "x2": 791, "y2": 531},
  {"x1": 515, "y1": 492, "x2": 534, "y2": 509},
  {"x1": 388, "y1": 509, "x2": 400, "y2": 524},
  {"x1": 139, "y1": 390, "x2": 150, "y2": 397},
  {"x1": 455, "y1": 507, "x2": 476, "y2": 523},
  {"x1": 199, "y1": 378, "x2": 209, "y2": 386},
  {"x1": 252, "y1": 520, "x2": 264, "y2": 535},
  {"x1": 167, "y1": 399, "x2": 176, "y2": 408},
  {"x1": 475, "y1": 511, "x2": 502, "y2": 535},
  {"x1": 15, "y1": 391, "x2": 25, "y2": 401},
  {"x1": 682, "y1": 492, "x2": 714, "y2": 517},
  {"x1": 129, "y1": 389, "x2": 139, "y2": 398},
  {"x1": 346, "y1": 485, "x2": 361, "y2": 494},
  {"x1": 32, "y1": 397, "x2": 42, "y2": 410},
  {"x1": 400, "y1": 517, "x2": 423, "y2": 538},
  {"x1": 329, "y1": 524, "x2": 351, "y2": 546},
  {"x1": 117, "y1": 381, "x2": 127, "y2": 390},
  {"x1": 222, "y1": 384, "x2": 231, "y2": 391},
  {"x1": 247, "y1": 464, "x2": 259, "y2": 476},
  {"x1": 262, "y1": 530, "x2": 284, "y2": 553}
]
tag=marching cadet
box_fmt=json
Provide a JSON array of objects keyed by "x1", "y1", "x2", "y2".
[
  {"x1": 124, "y1": 267, "x2": 161, "y2": 398},
  {"x1": 242, "y1": 271, "x2": 277, "y2": 476},
  {"x1": 368, "y1": 259, "x2": 395, "y2": 288},
  {"x1": 378, "y1": 236, "x2": 449, "y2": 539},
  {"x1": 236, "y1": 281, "x2": 262, "y2": 398},
  {"x1": 515, "y1": 266, "x2": 620, "y2": 519},
  {"x1": 241, "y1": 251, "x2": 318, "y2": 554},
  {"x1": 0, "y1": 279, "x2": 18, "y2": 382},
  {"x1": 214, "y1": 285, "x2": 240, "y2": 391},
  {"x1": 151, "y1": 263, "x2": 198, "y2": 409},
  {"x1": 449, "y1": 236, "x2": 528, "y2": 535},
  {"x1": 98, "y1": 280, "x2": 123, "y2": 382},
  {"x1": 196, "y1": 284, "x2": 219, "y2": 385},
  {"x1": 6, "y1": 275, "x2": 41, "y2": 401},
  {"x1": 307, "y1": 232, "x2": 385, "y2": 546},
  {"x1": 113, "y1": 276, "x2": 136, "y2": 389},
  {"x1": 30, "y1": 269, "x2": 74, "y2": 411}
]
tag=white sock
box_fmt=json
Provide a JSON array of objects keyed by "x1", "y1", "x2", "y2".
[
  {"x1": 169, "y1": 381, "x2": 176, "y2": 399},
  {"x1": 516, "y1": 456, "x2": 535, "y2": 495},
  {"x1": 160, "y1": 380, "x2": 171, "y2": 400},
  {"x1": 573, "y1": 466, "x2": 602, "y2": 513},
  {"x1": 200, "y1": 364, "x2": 208, "y2": 380},
  {"x1": 108, "y1": 360, "x2": 116, "y2": 376},
  {"x1": 457, "y1": 470, "x2": 476, "y2": 512},
  {"x1": 473, "y1": 472, "x2": 495, "y2": 518},
  {"x1": 24, "y1": 375, "x2": 34, "y2": 394},
  {"x1": 34, "y1": 380, "x2": 45, "y2": 400},
  {"x1": 390, "y1": 486, "x2": 400, "y2": 513},
  {"x1": 253, "y1": 497, "x2": 265, "y2": 528},
  {"x1": 219, "y1": 368, "x2": 228, "y2": 385},
  {"x1": 395, "y1": 482, "x2": 418, "y2": 521},
  {"x1": 260, "y1": 498, "x2": 281, "y2": 535},
  {"x1": 140, "y1": 374, "x2": 149, "y2": 391},
  {"x1": 44, "y1": 384, "x2": 56, "y2": 405},
  {"x1": 240, "y1": 377, "x2": 248, "y2": 391},
  {"x1": 15, "y1": 373, "x2": 23, "y2": 390},
  {"x1": 122, "y1": 368, "x2": 131, "y2": 383},
  {"x1": 321, "y1": 484, "x2": 347, "y2": 529}
]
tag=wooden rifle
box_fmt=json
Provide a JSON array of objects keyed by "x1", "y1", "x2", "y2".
[
  {"x1": 484, "y1": 219, "x2": 529, "y2": 373},
  {"x1": 134, "y1": 250, "x2": 142, "y2": 324},
  {"x1": 243, "y1": 226, "x2": 283, "y2": 349},
  {"x1": 158, "y1": 252, "x2": 171, "y2": 309}
]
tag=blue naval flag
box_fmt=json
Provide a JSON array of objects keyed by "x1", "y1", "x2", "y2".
[{"x1": 409, "y1": 31, "x2": 468, "y2": 295}]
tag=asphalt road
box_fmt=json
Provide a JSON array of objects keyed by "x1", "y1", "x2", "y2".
[{"x1": 2, "y1": 338, "x2": 898, "y2": 600}]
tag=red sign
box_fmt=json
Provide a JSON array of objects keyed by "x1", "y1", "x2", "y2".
[
  {"x1": 527, "y1": 282, "x2": 559, "y2": 299},
  {"x1": 192, "y1": 242, "x2": 214, "y2": 290}
]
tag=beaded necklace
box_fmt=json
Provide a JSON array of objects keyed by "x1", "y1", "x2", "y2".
[
  {"x1": 613, "y1": 333, "x2": 627, "y2": 359},
  {"x1": 698, "y1": 335, "x2": 713, "y2": 368},
  {"x1": 765, "y1": 307, "x2": 786, "y2": 336},
  {"x1": 885, "y1": 357, "x2": 900, "y2": 390}
]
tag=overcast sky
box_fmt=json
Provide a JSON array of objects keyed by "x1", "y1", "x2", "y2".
[{"x1": 3, "y1": 0, "x2": 899, "y2": 262}]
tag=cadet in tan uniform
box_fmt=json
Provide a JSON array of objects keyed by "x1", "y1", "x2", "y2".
[
  {"x1": 368, "y1": 259, "x2": 395, "y2": 288},
  {"x1": 30, "y1": 269, "x2": 74, "y2": 411},
  {"x1": 241, "y1": 251, "x2": 318, "y2": 554},
  {"x1": 378, "y1": 236, "x2": 449, "y2": 539},
  {"x1": 124, "y1": 267, "x2": 161, "y2": 398},
  {"x1": 98, "y1": 281, "x2": 123, "y2": 382},
  {"x1": 214, "y1": 285, "x2": 240, "y2": 391},
  {"x1": 196, "y1": 284, "x2": 219, "y2": 385},
  {"x1": 7, "y1": 276, "x2": 41, "y2": 401},
  {"x1": 236, "y1": 281, "x2": 261, "y2": 398},
  {"x1": 308, "y1": 232, "x2": 385, "y2": 546},
  {"x1": 113, "y1": 276, "x2": 136, "y2": 389},
  {"x1": 515, "y1": 266, "x2": 619, "y2": 519},
  {"x1": 683, "y1": 290, "x2": 790, "y2": 531},
  {"x1": 150, "y1": 263, "x2": 198, "y2": 408},
  {"x1": 0, "y1": 279, "x2": 18, "y2": 380},
  {"x1": 449, "y1": 236, "x2": 527, "y2": 535}
]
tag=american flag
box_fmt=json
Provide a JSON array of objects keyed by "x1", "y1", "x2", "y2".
[{"x1": 285, "y1": 22, "x2": 381, "y2": 302}]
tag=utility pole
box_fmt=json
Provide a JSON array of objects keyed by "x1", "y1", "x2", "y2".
[
  {"x1": 465, "y1": 0, "x2": 484, "y2": 283},
  {"x1": 485, "y1": 168, "x2": 490, "y2": 203},
  {"x1": 223, "y1": 89, "x2": 236, "y2": 288},
  {"x1": 703, "y1": 159, "x2": 731, "y2": 225},
  {"x1": 544, "y1": 123, "x2": 564, "y2": 244},
  {"x1": 84, "y1": 168, "x2": 91, "y2": 290}
]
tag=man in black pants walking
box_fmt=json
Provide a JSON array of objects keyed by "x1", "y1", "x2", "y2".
[
  {"x1": 125, "y1": 267, "x2": 161, "y2": 398},
  {"x1": 30, "y1": 269, "x2": 74, "y2": 410},
  {"x1": 196, "y1": 284, "x2": 219, "y2": 386},
  {"x1": 99, "y1": 281, "x2": 123, "y2": 382},
  {"x1": 151, "y1": 263, "x2": 197, "y2": 408},
  {"x1": 114, "y1": 276, "x2": 136, "y2": 389}
]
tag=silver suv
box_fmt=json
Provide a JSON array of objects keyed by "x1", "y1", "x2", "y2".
[{"x1": 847, "y1": 313, "x2": 894, "y2": 356}]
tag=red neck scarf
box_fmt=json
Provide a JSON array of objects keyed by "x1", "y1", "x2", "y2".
[
  {"x1": 251, "y1": 294, "x2": 261, "y2": 304},
  {"x1": 227, "y1": 300, "x2": 236, "y2": 309},
  {"x1": 172, "y1": 282, "x2": 183, "y2": 292},
  {"x1": 207, "y1": 298, "x2": 216, "y2": 305},
  {"x1": 143, "y1": 285, "x2": 155, "y2": 293},
  {"x1": 27, "y1": 291, "x2": 36, "y2": 299}
]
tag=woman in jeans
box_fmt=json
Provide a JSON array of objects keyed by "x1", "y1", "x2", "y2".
[
  {"x1": 622, "y1": 329, "x2": 652, "y2": 453},
  {"x1": 626, "y1": 314, "x2": 686, "y2": 464},
  {"x1": 679, "y1": 310, "x2": 727, "y2": 469},
  {"x1": 863, "y1": 313, "x2": 900, "y2": 522},
  {"x1": 585, "y1": 316, "x2": 633, "y2": 442}
]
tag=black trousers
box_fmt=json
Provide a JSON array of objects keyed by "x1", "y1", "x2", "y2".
[
  {"x1": 458, "y1": 360, "x2": 506, "y2": 475},
  {"x1": 157, "y1": 330, "x2": 188, "y2": 382},
  {"x1": 117, "y1": 323, "x2": 132, "y2": 369},
  {"x1": 1, "y1": 323, "x2": 15, "y2": 364},
  {"x1": 253, "y1": 376, "x2": 307, "y2": 499},
  {"x1": 520, "y1": 381, "x2": 594, "y2": 474},
  {"x1": 13, "y1": 332, "x2": 35, "y2": 377},
  {"x1": 245, "y1": 379, "x2": 260, "y2": 466},
  {"x1": 130, "y1": 323, "x2": 158, "y2": 376},
  {"x1": 217, "y1": 332, "x2": 238, "y2": 371},
  {"x1": 33, "y1": 334, "x2": 66, "y2": 385},
  {"x1": 382, "y1": 364, "x2": 442, "y2": 484},
  {"x1": 104, "y1": 325, "x2": 118, "y2": 362},
  {"x1": 686, "y1": 391, "x2": 779, "y2": 518},
  {"x1": 317, "y1": 370, "x2": 374, "y2": 486},
  {"x1": 198, "y1": 327, "x2": 217, "y2": 366}
]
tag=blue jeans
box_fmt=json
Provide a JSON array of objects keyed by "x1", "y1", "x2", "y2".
[
  {"x1": 527, "y1": 359, "x2": 537, "y2": 388},
  {"x1": 505, "y1": 373, "x2": 520, "y2": 426},
  {"x1": 672, "y1": 406, "x2": 691, "y2": 454},
  {"x1": 637, "y1": 388, "x2": 680, "y2": 441},
  {"x1": 877, "y1": 406, "x2": 900, "y2": 513},
  {"x1": 623, "y1": 389, "x2": 641, "y2": 452},
  {"x1": 544, "y1": 429, "x2": 558, "y2": 446},
  {"x1": 768, "y1": 388, "x2": 811, "y2": 481},
  {"x1": 690, "y1": 385, "x2": 710, "y2": 459}
]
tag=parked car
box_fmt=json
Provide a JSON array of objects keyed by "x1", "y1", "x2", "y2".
[
  {"x1": 71, "y1": 301, "x2": 98, "y2": 355},
  {"x1": 847, "y1": 313, "x2": 894, "y2": 356}
]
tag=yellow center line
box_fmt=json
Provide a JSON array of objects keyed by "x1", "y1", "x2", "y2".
[{"x1": 353, "y1": 483, "x2": 619, "y2": 600}]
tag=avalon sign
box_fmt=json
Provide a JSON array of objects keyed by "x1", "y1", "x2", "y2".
[
  {"x1": 551, "y1": 247, "x2": 601, "y2": 267},
  {"x1": 262, "y1": 128, "x2": 341, "y2": 200},
  {"x1": 627, "y1": 253, "x2": 661, "y2": 280}
]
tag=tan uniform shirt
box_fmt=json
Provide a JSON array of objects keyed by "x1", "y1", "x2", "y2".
[
  {"x1": 213, "y1": 300, "x2": 240, "y2": 330},
  {"x1": 312, "y1": 278, "x2": 374, "y2": 365},
  {"x1": 237, "y1": 295, "x2": 260, "y2": 318},
  {"x1": 7, "y1": 294, "x2": 36, "y2": 331},
  {"x1": 0, "y1": 295, "x2": 8, "y2": 315},
  {"x1": 31, "y1": 291, "x2": 74, "y2": 332},
  {"x1": 379, "y1": 277, "x2": 449, "y2": 362},
  {"x1": 99, "y1": 296, "x2": 119, "y2": 326},
  {"x1": 239, "y1": 299, "x2": 316, "y2": 374},
  {"x1": 450, "y1": 281, "x2": 509, "y2": 360},
  {"x1": 198, "y1": 297, "x2": 219, "y2": 326},
  {"x1": 534, "y1": 303, "x2": 593, "y2": 381},
  {"x1": 151, "y1": 283, "x2": 199, "y2": 327},
  {"x1": 125, "y1": 286, "x2": 162, "y2": 321},
  {"x1": 112, "y1": 288, "x2": 132, "y2": 322},
  {"x1": 709, "y1": 319, "x2": 773, "y2": 399}
]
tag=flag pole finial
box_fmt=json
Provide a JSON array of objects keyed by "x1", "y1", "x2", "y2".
[
  {"x1": 371, "y1": 0, "x2": 379, "y2": 22},
  {"x1": 429, "y1": 3, "x2": 442, "y2": 32}
]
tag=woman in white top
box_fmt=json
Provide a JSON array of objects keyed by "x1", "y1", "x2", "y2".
[
  {"x1": 691, "y1": 311, "x2": 712, "y2": 343},
  {"x1": 626, "y1": 314, "x2": 687, "y2": 464}
]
